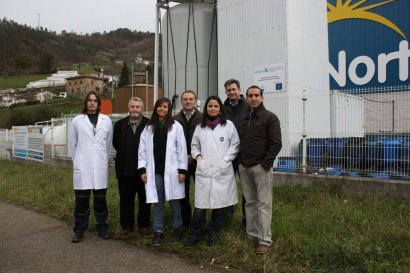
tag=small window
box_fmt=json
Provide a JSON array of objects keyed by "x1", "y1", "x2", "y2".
[
  {"x1": 80, "y1": 80, "x2": 82, "y2": 84},
  {"x1": 91, "y1": 81, "x2": 94, "y2": 86}
]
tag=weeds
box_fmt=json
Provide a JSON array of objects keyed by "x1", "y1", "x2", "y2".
[{"x1": 0, "y1": 159, "x2": 409, "y2": 272}]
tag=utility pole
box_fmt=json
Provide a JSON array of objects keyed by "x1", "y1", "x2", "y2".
[
  {"x1": 145, "y1": 70, "x2": 149, "y2": 112},
  {"x1": 131, "y1": 61, "x2": 134, "y2": 97},
  {"x1": 154, "y1": 2, "x2": 160, "y2": 104}
]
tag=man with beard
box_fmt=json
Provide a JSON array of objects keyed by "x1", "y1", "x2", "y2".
[{"x1": 113, "y1": 97, "x2": 151, "y2": 236}]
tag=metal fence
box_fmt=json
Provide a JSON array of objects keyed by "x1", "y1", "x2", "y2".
[
  {"x1": 0, "y1": 129, "x2": 12, "y2": 159},
  {"x1": 4, "y1": 89, "x2": 409, "y2": 181},
  {"x1": 274, "y1": 86, "x2": 410, "y2": 180}
]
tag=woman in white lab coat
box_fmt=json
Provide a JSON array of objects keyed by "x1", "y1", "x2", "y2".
[
  {"x1": 185, "y1": 96, "x2": 240, "y2": 248},
  {"x1": 68, "y1": 91, "x2": 113, "y2": 243},
  {"x1": 138, "y1": 97, "x2": 188, "y2": 246}
]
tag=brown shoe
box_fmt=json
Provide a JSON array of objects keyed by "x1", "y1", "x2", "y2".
[
  {"x1": 121, "y1": 229, "x2": 131, "y2": 235},
  {"x1": 138, "y1": 227, "x2": 150, "y2": 237},
  {"x1": 256, "y1": 244, "x2": 269, "y2": 255}
]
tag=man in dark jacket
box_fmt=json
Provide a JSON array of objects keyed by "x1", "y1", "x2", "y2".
[
  {"x1": 238, "y1": 86, "x2": 282, "y2": 255},
  {"x1": 113, "y1": 97, "x2": 151, "y2": 236},
  {"x1": 173, "y1": 90, "x2": 203, "y2": 231},
  {"x1": 223, "y1": 79, "x2": 249, "y2": 226}
]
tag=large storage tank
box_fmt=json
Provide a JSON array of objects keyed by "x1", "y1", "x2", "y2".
[
  {"x1": 217, "y1": 0, "x2": 330, "y2": 159},
  {"x1": 162, "y1": 2, "x2": 218, "y2": 111}
]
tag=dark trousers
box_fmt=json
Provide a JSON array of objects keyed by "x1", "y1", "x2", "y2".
[
  {"x1": 189, "y1": 207, "x2": 225, "y2": 241},
  {"x1": 180, "y1": 164, "x2": 196, "y2": 229},
  {"x1": 118, "y1": 176, "x2": 151, "y2": 230},
  {"x1": 73, "y1": 188, "x2": 108, "y2": 235}
]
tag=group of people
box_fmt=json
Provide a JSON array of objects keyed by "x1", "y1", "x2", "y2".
[{"x1": 68, "y1": 79, "x2": 282, "y2": 255}]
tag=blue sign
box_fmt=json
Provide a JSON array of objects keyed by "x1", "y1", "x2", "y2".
[{"x1": 328, "y1": 0, "x2": 410, "y2": 90}]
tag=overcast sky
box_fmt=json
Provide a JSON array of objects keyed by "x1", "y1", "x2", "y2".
[{"x1": 0, "y1": 0, "x2": 162, "y2": 34}]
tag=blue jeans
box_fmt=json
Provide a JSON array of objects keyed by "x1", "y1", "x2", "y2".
[
  {"x1": 153, "y1": 174, "x2": 182, "y2": 233},
  {"x1": 189, "y1": 207, "x2": 225, "y2": 241},
  {"x1": 73, "y1": 189, "x2": 108, "y2": 235}
]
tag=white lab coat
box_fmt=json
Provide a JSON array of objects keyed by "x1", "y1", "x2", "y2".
[
  {"x1": 138, "y1": 122, "x2": 188, "y2": 203},
  {"x1": 191, "y1": 120, "x2": 240, "y2": 209},
  {"x1": 69, "y1": 113, "x2": 113, "y2": 190}
]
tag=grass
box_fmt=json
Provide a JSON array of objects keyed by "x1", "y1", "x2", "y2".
[
  {"x1": 0, "y1": 159, "x2": 409, "y2": 272},
  {"x1": 0, "y1": 97, "x2": 85, "y2": 128},
  {"x1": 0, "y1": 74, "x2": 49, "y2": 89}
]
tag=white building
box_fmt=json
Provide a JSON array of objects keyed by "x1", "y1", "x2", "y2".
[{"x1": 26, "y1": 71, "x2": 79, "y2": 89}]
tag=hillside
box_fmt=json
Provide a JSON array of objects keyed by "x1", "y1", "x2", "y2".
[{"x1": 0, "y1": 18, "x2": 155, "y2": 77}]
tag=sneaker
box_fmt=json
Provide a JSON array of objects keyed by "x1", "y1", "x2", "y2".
[
  {"x1": 98, "y1": 231, "x2": 111, "y2": 240},
  {"x1": 184, "y1": 237, "x2": 198, "y2": 248},
  {"x1": 172, "y1": 229, "x2": 183, "y2": 244},
  {"x1": 152, "y1": 232, "x2": 164, "y2": 246},
  {"x1": 256, "y1": 244, "x2": 269, "y2": 254},
  {"x1": 71, "y1": 233, "x2": 83, "y2": 243}
]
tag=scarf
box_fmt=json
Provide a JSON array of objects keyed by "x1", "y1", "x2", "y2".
[
  {"x1": 205, "y1": 116, "x2": 221, "y2": 130},
  {"x1": 158, "y1": 118, "x2": 167, "y2": 131}
]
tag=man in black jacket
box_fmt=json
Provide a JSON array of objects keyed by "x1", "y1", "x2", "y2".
[
  {"x1": 223, "y1": 79, "x2": 249, "y2": 226},
  {"x1": 238, "y1": 86, "x2": 282, "y2": 255},
  {"x1": 173, "y1": 90, "x2": 203, "y2": 231},
  {"x1": 113, "y1": 97, "x2": 151, "y2": 236}
]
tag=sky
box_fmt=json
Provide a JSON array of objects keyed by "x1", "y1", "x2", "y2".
[{"x1": 0, "y1": 0, "x2": 162, "y2": 34}]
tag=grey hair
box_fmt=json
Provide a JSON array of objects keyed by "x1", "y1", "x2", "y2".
[{"x1": 128, "y1": 97, "x2": 144, "y2": 108}]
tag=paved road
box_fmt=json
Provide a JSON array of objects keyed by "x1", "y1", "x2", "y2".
[{"x1": 0, "y1": 201, "x2": 233, "y2": 273}]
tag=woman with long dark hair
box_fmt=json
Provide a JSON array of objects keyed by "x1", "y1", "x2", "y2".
[
  {"x1": 185, "y1": 96, "x2": 240, "y2": 247},
  {"x1": 138, "y1": 97, "x2": 188, "y2": 245}
]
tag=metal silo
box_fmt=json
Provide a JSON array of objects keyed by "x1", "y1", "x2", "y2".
[{"x1": 161, "y1": 2, "x2": 218, "y2": 111}]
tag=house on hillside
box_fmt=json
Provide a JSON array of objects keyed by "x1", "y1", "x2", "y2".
[{"x1": 65, "y1": 74, "x2": 104, "y2": 96}]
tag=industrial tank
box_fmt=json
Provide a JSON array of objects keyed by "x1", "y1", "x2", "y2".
[{"x1": 162, "y1": 2, "x2": 218, "y2": 112}]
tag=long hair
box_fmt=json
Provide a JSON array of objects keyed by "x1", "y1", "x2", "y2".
[
  {"x1": 81, "y1": 91, "x2": 101, "y2": 114},
  {"x1": 147, "y1": 97, "x2": 175, "y2": 132},
  {"x1": 200, "y1": 96, "x2": 227, "y2": 128}
]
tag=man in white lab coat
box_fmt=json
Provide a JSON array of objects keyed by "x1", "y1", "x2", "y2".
[{"x1": 69, "y1": 91, "x2": 113, "y2": 243}]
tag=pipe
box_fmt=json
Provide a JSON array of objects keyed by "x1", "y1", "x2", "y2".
[
  {"x1": 154, "y1": 2, "x2": 160, "y2": 105},
  {"x1": 302, "y1": 90, "x2": 307, "y2": 173}
]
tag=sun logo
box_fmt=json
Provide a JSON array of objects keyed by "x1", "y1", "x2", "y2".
[{"x1": 327, "y1": 0, "x2": 406, "y2": 39}]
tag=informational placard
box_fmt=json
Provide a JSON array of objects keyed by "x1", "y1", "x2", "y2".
[
  {"x1": 27, "y1": 126, "x2": 44, "y2": 161},
  {"x1": 12, "y1": 126, "x2": 28, "y2": 158},
  {"x1": 253, "y1": 63, "x2": 286, "y2": 93}
]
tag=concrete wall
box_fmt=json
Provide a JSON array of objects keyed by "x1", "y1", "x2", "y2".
[{"x1": 273, "y1": 172, "x2": 410, "y2": 198}]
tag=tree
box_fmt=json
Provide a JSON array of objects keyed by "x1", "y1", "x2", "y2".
[
  {"x1": 118, "y1": 62, "x2": 130, "y2": 87},
  {"x1": 15, "y1": 53, "x2": 33, "y2": 71},
  {"x1": 38, "y1": 51, "x2": 55, "y2": 74}
]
